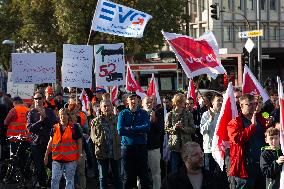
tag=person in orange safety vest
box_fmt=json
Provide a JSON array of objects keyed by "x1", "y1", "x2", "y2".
[
  {"x1": 4, "y1": 96, "x2": 30, "y2": 155},
  {"x1": 44, "y1": 108, "x2": 82, "y2": 189}
]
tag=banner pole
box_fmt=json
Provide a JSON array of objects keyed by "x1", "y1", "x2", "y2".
[{"x1": 87, "y1": 29, "x2": 92, "y2": 45}]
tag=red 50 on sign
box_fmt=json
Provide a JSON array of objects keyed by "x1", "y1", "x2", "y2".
[{"x1": 99, "y1": 63, "x2": 116, "y2": 77}]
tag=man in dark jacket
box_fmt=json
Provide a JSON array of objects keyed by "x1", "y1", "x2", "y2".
[
  {"x1": 161, "y1": 142, "x2": 220, "y2": 189},
  {"x1": 27, "y1": 91, "x2": 58, "y2": 188}
]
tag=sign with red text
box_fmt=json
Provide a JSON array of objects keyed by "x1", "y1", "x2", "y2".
[
  {"x1": 12, "y1": 53, "x2": 56, "y2": 84},
  {"x1": 95, "y1": 43, "x2": 125, "y2": 87},
  {"x1": 162, "y1": 31, "x2": 226, "y2": 79}
]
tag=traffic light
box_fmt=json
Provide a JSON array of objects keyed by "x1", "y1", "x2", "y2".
[
  {"x1": 243, "y1": 48, "x2": 250, "y2": 65},
  {"x1": 210, "y1": 3, "x2": 220, "y2": 20}
]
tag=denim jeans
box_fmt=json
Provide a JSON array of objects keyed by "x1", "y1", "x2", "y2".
[
  {"x1": 170, "y1": 151, "x2": 183, "y2": 174},
  {"x1": 31, "y1": 144, "x2": 48, "y2": 187},
  {"x1": 148, "y1": 148, "x2": 161, "y2": 189},
  {"x1": 97, "y1": 158, "x2": 122, "y2": 189},
  {"x1": 51, "y1": 160, "x2": 77, "y2": 189},
  {"x1": 121, "y1": 144, "x2": 151, "y2": 189}
]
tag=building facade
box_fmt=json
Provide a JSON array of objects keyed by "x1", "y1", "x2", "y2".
[{"x1": 185, "y1": 0, "x2": 284, "y2": 85}]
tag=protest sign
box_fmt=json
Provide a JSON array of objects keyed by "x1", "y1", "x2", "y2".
[
  {"x1": 91, "y1": 0, "x2": 152, "y2": 38},
  {"x1": 12, "y1": 53, "x2": 56, "y2": 84},
  {"x1": 62, "y1": 44, "x2": 93, "y2": 88},
  {"x1": 7, "y1": 72, "x2": 34, "y2": 99},
  {"x1": 94, "y1": 43, "x2": 125, "y2": 87}
]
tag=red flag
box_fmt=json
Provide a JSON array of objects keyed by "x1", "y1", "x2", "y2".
[
  {"x1": 242, "y1": 65, "x2": 269, "y2": 102},
  {"x1": 277, "y1": 77, "x2": 284, "y2": 189},
  {"x1": 212, "y1": 82, "x2": 238, "y2": 170},
  {"x1": 79, "y1": 89, "x2": 89, "y2": 113},
  {"x1": 147, "y1": 74, "x2": 161, "y2": 104},
  {"x1": 125, "y1": 63, "x2": 146, "y2": 98},
  {"x1": 162, "y1": 31, "x2": 226, "y2": 79},
  {"x1": 187, "y1": 79, "x2": 197, "y2": 108},
  {"x1": 111, "y1": 86, "x2": 119, "y2": 105}
]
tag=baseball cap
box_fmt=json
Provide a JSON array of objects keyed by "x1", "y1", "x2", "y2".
[
  {"x1": 13, "y1": 96, "x2": 23, "y2": 102},
  {"x1": 96, "y1": 88, "x2": 107, "y2": 93},
  {"x1": 127, "y1": 92, "x2": 137, "y2": 98}
]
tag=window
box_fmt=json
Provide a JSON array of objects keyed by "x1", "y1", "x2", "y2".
[
  {"x1": 224, "y1": 26, "x2": 231, "y2": 41},
  {"x1": 261, "y1": 25, "x2": 267, "y2": 40},
  {"x1": 269, "y1": 26, "x2": 278, "y2": 40},
  {"x1": 235, "y1": 25, "x2": 243, "y2": 39},
  {"x1": 223, "y1": 0, "x2": 232, "y2": 10},
  {"x1": 261, "y1": 0, "x2": 266, "y2": 10},
  {"x1": 200, "y1": 0, "x2": 206, "y2": 11},
  {"x1": 192, "y1": 28, "x2": 197, "y2": 38},
  {"x1": 270, "y1": 0, "x2": 277, "y2": 10},
  {"x1": 247, "y1": 0, "x2": 254, "y2": 10},
  {"x1": 235, "y1": 0, "x2": 243, "y2": 10},
  {"x1": 280, "y1": 26, "x2": 284, "y2": 40},
  {"x1": 200, "y1": 27, "x2": 205, "y2": 36}
]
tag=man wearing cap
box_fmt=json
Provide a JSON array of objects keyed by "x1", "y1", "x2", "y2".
[
  {"x1": 117, "y1": 92, "x2": 151, "y2": 189},
  {"x1": 44, "y1": 86, "x2": 56, "y2": 110},
  {"x1": 4, "y1": 96, "x2": 29, "y2": 155}
]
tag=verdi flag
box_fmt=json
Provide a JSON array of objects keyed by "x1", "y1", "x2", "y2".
[
  {"x1": 212, "y1": 82, "x2": 238, "y2": 170},
  {"x1": 147, "y1": 73, "x2": 161, "y2": 105},
  {"x1": 277, "y1": 77, "x2": 284, "y2": 189},
  {"x1": 162, "y1": 31, "x2": 226, "y2": 79},
  {"x1": 242, "y1": 65, "x2": 269, "y2": 102}
]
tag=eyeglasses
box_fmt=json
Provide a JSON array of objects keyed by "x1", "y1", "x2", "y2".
[{"x1": 34, "y1": 97, "x2": 43, "y2": 100}]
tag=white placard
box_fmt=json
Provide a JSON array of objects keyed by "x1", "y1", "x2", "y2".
[
  {"x1": 62, "y1": 44, "x2": 93, "y2": 88},
  {"x1": 7, "y1": 72, "x2": 34, "y2": 99},
  {"x1": 12, "y1": 53, "x2": 56, "y2": 84},
  {"x1": 91, "y1": 0, "x2": 152, "y2": 38},
  {"x1": 94, "y1": 43, "x2": 125, "y2": 87}
]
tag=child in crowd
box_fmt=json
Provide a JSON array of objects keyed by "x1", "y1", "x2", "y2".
[{"x1": 260, "y1": 126, "x2": 284, "y2": 189}]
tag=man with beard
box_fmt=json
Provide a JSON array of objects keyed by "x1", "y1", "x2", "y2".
[{"x1": 161, "y1": 142, "x2": 219, "y2": 189}]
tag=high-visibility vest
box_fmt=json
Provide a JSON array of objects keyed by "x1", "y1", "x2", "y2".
[
  {"x1": 78, "y1": 111, "x2": 87, "y2": 127},
  {"x1": 7, "y1": 105, "x2": 29, "y2": 138},
  {"x1": 51, "y1": 124, "x2": 79, "y2": 161}
]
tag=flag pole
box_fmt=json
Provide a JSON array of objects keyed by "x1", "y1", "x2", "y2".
[{"x1": 87, "y1": 29, "x2": 92, "y2": 45}]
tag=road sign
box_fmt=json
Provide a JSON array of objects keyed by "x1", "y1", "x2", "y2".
[
  {"x1": 244, "y1": 38, "x2": 254, "y2": 53},
  {"x1": 239, "y1": 30, "x2": 263, "y2": 38}
]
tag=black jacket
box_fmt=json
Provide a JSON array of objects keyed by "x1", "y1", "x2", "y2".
[
  {"x1": 161, "y1": 166, "x2": 221, "y2": 189},
  {"x1": 260, "y1": 146, "x2": 283, "y2": 189}
]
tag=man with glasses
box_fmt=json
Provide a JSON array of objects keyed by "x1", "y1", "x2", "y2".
[
  {"x1": 161, "y1": 142, "x2": 219, "y2": 189},
  {"x1": 27, "y1": 91, "x2": 58, "y2": 188},
  {"x1": 227, "y1": 94, "x2": 269, "y2": 189}
]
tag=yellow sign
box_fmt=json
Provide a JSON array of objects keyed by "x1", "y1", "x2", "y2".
[{"x1": 239, "y1": 30, "x2": 263, "y2": 38}]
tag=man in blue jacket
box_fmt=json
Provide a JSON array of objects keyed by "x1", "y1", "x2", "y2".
[{"x1": 117, "y1": 92, "x2": 151, "y2": 189}]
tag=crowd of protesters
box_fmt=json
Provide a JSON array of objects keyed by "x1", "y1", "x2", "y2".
[{"x1": 0, "y1": 81, "x2": 283, "y2": 189}]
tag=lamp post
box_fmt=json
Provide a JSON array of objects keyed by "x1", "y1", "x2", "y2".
[
  {"x1": 2, "y1": 39, "x2": 16, "y2": 53},
  {"x1": 2, "y1": 39, "x2": 16, "y2": 71}
]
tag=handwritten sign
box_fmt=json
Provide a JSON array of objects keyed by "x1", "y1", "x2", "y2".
[
  {"x1": 12, "y1": 53, "x2": 56, "y2": 84},
  {"x1": 7, "y1": 72, "x2": 34, "y2": 99},
  {"x1": 62, "y1": 44, "x2": 93, "y2": 88},
  {"x1": 95, "y1": 43, "x2": 125, "y2": 87}
]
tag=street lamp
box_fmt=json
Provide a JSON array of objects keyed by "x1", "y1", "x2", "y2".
[{"x1": 2, "y1": 39, "x2": 16, "y2": 53}]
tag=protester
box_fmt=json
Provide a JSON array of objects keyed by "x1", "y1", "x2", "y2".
[
  {"x1": 27, "y1": 91, "x2": 58, "y2": 188},
  {"x1": 165, "y1": 93, "x2": 195, "y2": 173},
  {"x1": 44, "y1": 108, "x2": 82, "y2": 189},
  {"x1": 260, "y1": 127, "x2": 284, "y2": 189},
  {"x1": 0, "y1": 101, "x2": 9, "y2": 160},
  {"x1": 44, "y1": 86, "x2": 56, "y2": 110},
  {"x1": 200, "y1": 93, "x2": 223, "y2": 172},
  {"x1": 142, "y1": 96, "x2": 161, "y2": 189},
  {"x1": 117, "y1": 92, "x2": 151, "y2": 189},
  {"x1": 90, "y1": 99, "x2": 122, "y2": 189},
  {"x1": 161, "y1": 141, "x2": 220, "y2": 189},
  {"x1": 227, "y1": 94, "x2": 268, "y2": 189},
  {"x1": 54, "y1": 92, "x2": 65, "y2": 111},
  {"x1": 4, "y1": 96, "x2": 29, "y2": 155}
]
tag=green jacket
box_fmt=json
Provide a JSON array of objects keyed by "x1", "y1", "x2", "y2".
[
  {"x1": 165, "y1": 109, "x2": 195, "y2": 152},
  {"x1": 90, "y1": 115, "x2": 121, "y2": 160}
]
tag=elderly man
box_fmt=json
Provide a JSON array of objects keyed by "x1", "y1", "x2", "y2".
[
  {"x1": 117, "y1": 92, "x2": 151, "y2": 189},
  {"x1": 161, "y1": 142, "x2": 220, "y2": 189},
  {"x1": 228, "y1": 94, "x2": 268, "y2": 189}
]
